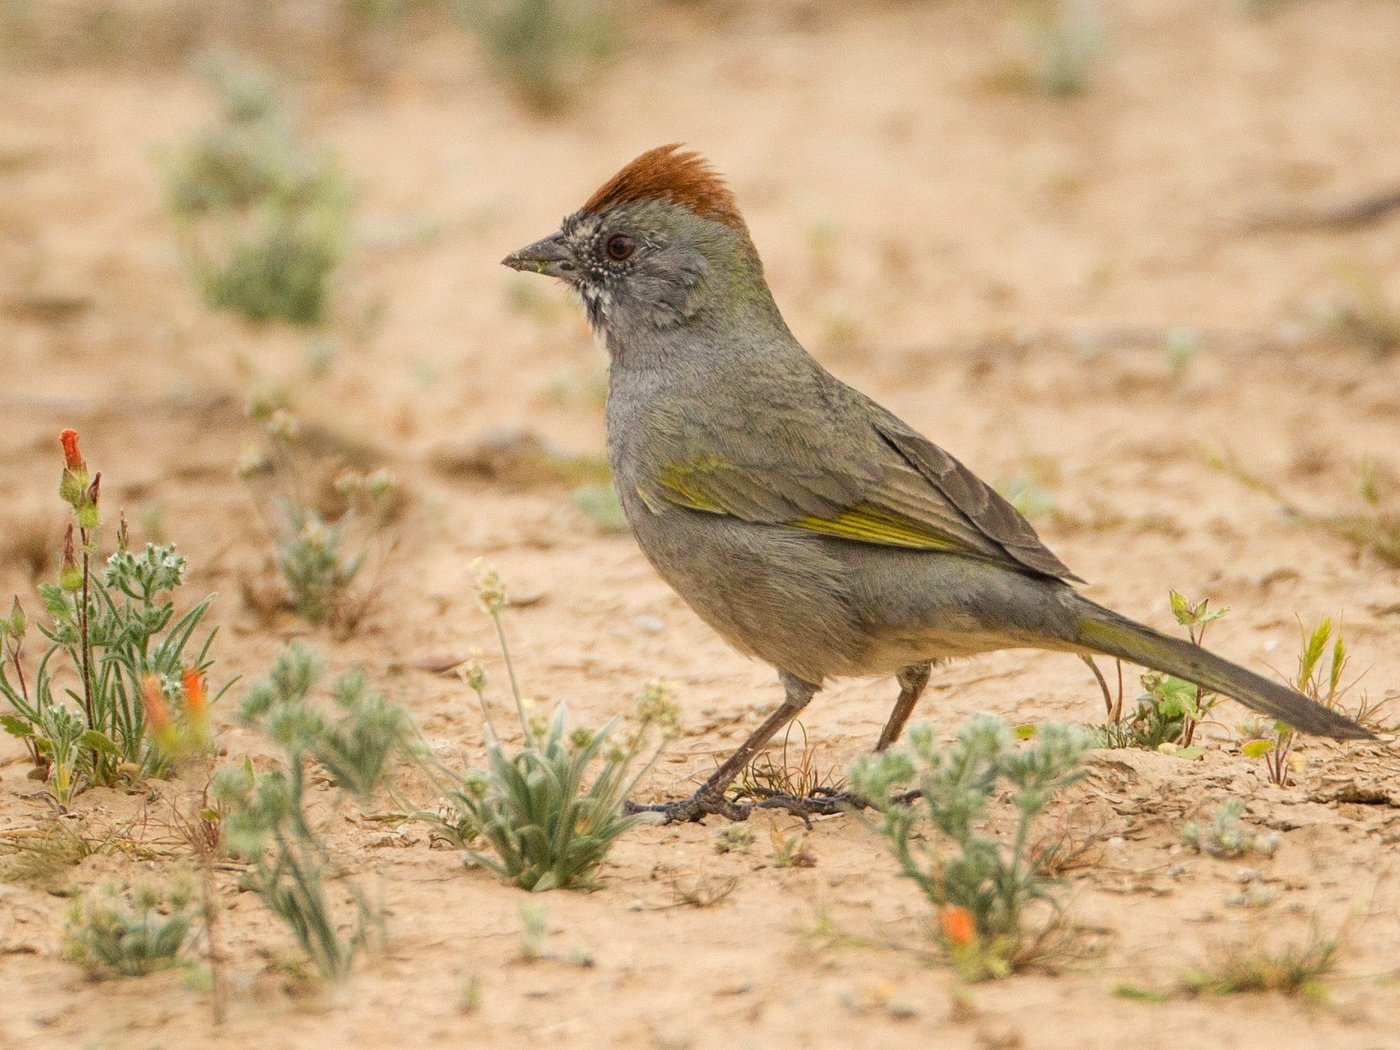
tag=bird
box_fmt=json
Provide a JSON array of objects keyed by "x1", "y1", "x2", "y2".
[{"x1": 502, "y1": 144, "x2": 1372, "y2": 823}]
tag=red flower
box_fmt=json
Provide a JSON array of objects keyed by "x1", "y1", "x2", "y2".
[{"x1": 59, "y1": 429, "x2": 84, "y2": 471}]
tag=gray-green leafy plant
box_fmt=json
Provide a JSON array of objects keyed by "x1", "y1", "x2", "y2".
[
  {"x1": 213, "y1": 643, "x2": 409, "y2": 979},
  {"x1": 240, "y1": 403, "x2": 398, "y2": 632},
  {"x1": 0, "y1": 431, "x2": 225, "y2": 801},
  {"x1": 167, "y1": 60, "x2": 347, "y2": 325},
  {"x1": 849, "y1": 715, "x2": 1089, "y2": 980},
  {"x1": 431, "y1": 565, "x2": 675, "y2": 891},
  {"x1": 1182, "y1": 798, "x2": 1280, "y2": 859},
  {"x1": 63, "y1": 874, "x2": 199, "y2": 977}
]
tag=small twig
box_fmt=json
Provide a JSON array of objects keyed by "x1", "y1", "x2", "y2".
[{"x1": 1244, "y1": 185, "x2": 1400, "y2": 233}]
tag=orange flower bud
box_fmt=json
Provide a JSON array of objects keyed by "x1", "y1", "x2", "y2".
[
  {"x1": 142, "y1": 674, "x2": 173, "y2": 733},
  {"x1": 60, "y1": 429, "x2": 84, "y2": 471},
  {"x1": 58, "y1": 430, "x2": 89, "y2": 509},
  {"x1": 938, "y1": 905, "x2": 976, "y2": 949},
  {"x1": 59, "y1": 523, "x2": 82, "y2": 592},
  {"x1": 182, "y1": 667, "x2": 206, "y2": 717}
]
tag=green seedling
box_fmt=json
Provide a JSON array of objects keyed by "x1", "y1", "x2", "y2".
[{"x1": 1093, "y1": 591, "x2": 1224, "y2": 756}]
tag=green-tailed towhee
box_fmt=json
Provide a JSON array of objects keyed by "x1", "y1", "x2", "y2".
[{"x1": 503, "y1": 144, "x2": 1372, "y2": 824}]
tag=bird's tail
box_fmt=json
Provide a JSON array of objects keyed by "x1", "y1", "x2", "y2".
[{"x1": 1071, "y1": 600, "x2": 1372, "y2": 740}]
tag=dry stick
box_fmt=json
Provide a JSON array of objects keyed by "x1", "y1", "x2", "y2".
[
  {"x1": 191, "y1": 804, "x2": 227, "y2": 1025},
  {"x1": 5, "y1": 637, "x2": 43, "y2": 769},
  {"x1": 1244, "y1": 185, "x2": 1400, "y2": 233}
]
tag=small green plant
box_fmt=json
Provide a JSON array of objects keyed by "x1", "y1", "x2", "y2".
[
  {"x1": 213, "y1": 643, "x2": 409, "y2": 979},
  {"x1": 1242, "y1": 616, "x2": 1359, "y2": 786},
  {"x1": 461, "y1": 0, "x2": 621, "y2": 116},
  {"x1": 1012, "y1": 0, "x2": 1103, "y2": 98},
  {"x1": 518, "y1": 901, "x2": 549, "y2": 960},
  {"x1": 166, "y1": 60, "x2": 347, "y2": 325},
  {"x1": 769, "y1": 828, "x2": 816, "y2": 870},
  {"x1": 240, "y1": 403, "x2": 398, "y2": 632},
  {"x1": 430, "y1": 565, "x2": 675, "y2": 891},
  {"x1": 1181, "y1": 798, "x2": 1280, "y2": 859},
  {"x1": 0, "y1": 430, "x2": 225, "y2": 802},
  {"x1": 1328, "y1": 264, "x2": 1400, "y2": 357},
  {"x1": 736, "y1": 721, "x2": 844, "y2": 804},
  {"x1": 712, "y1": 824, "x2": 754, "y2": 856},
  {"x1": 1180, "y1": 930, "x2": 1340, "y2": 999},
  {"x1": 1094, "y1": 591, "x2": 1225, "y2": 756},
  {"x1": 63, "y1": 874, "x2": 199, "y2": 977},
  {"x1": 1206, "y1": 446, "x2": 1400, "y2": 570},
  {"x1": 849, "y1": 715, "x2": 1089, "y2": 980}
]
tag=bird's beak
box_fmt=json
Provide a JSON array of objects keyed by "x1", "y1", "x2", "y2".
[{"x1": 501, "y1": 231, "x2": 578, "y2": 280}]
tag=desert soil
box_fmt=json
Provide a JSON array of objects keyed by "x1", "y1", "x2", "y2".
[{"x1": 2, "y1": 2, "x2": 1399, "y2": 1048}]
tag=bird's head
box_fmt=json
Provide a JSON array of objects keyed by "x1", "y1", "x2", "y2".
[{"x1": 502, "y1": 145, "x2": 774, "y2": 352}]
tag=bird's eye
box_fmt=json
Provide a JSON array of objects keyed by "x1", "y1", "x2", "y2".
[{"x1": 606, "y1": 234, "x2": 635, "y2": 262}]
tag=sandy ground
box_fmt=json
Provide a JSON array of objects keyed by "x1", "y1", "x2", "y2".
[{"x1": 2, "y1": 1, "x2": 1400, "y2": 1047}]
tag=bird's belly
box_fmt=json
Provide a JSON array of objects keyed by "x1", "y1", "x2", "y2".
[
  {"x1": 623, "y1": 504, "x2": 870, "y2": 684},
  {"x1": 620, "y1": 499, "x2": 1082, "y2": 684}
]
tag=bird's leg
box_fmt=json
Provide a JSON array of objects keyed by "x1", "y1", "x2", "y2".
[
  {"x1": 1081, "y1": 654, "x2": 1122, "y2": 722},
  {"x1": 625, "y1": 672, "x2": 818, "y2": 824},
  {"x1": 875, "y1": 661, "x2": 934, "y2": 752},
  {"x1": 752, "y1": 662, "x2": 942, "y2": 819}
]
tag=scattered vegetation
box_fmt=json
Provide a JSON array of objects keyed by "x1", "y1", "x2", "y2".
[
  {"x1": 213, "y1": 643, "x2": 410, "y2": 979},
  {"x1": 1180, "y1": 930, "x2": 1341, "y2": 999},
  {"x1": 1206, "y1": 446, "x2": 1400, "y2": 570},
  {"x1": 1093, "y1": 592, "x2": 1224, "y2": 757},
  {"x1": 425, "y1": 565, "x2": 676, "y2": 891},
  {"x1": 166, "y1": 61, "x2": 348, "y2": 325},
  {"x1": 240, "y1": 401, "x2": 399, "y2": 632},
  {"x1": 0, "y1": 431, "x2": 225, "y2": 802},
  {"x1": 1009, "y1": 0, "x2": 1103, "y2": 97},
  {"x1": 63, "y1": 875, "x2": 199, "y2": 978},
  {"x1": 1328, "y1": 263, "x2": 1400, "y2": 357},
  {"x1": 736, "y1": 721, "x2": 845, "y2": 804},
  {"x1": 458, "y1": 0, "x2": 622, "y2": 116},
  {"x1": 849, "y1": 715, "x2": 1089, "y2": 980},
  {"x1": 0, "y1": 817, "x2": 136, "y2": 892},
  {"x1": 1181, "y1": 798, "x2": 1280, "y2": 859}
]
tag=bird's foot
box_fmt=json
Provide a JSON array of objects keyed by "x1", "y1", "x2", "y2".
[{"x1": 624, "y1": 790, "x2": 752, "y2": 825}]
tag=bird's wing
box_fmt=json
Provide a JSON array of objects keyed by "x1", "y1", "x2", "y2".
[
  {"x1": 636, "y1": 390, "x2": 1079, "y2": 582},
  {"x1": 870, "y1": 410, "x2": 1079, "y2": 581}
]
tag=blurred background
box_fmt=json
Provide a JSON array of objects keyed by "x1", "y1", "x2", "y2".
[{"x1": 3, "y1": 8, "x2": 1400, "y2": 1043}]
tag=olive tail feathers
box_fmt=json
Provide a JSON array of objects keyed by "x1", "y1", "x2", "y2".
[{"x1": 1074, "y1": 606, "x2": 1373, "y2": 740}]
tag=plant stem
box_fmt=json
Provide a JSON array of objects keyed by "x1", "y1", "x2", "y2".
[{"x1": 491, "y1": 608, "x2": 528, "y2": 734}]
